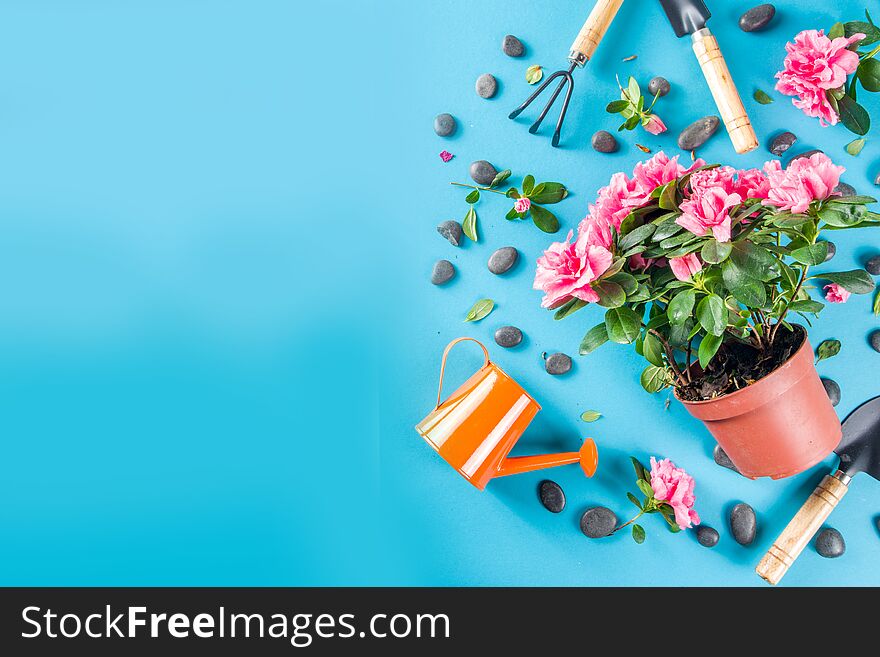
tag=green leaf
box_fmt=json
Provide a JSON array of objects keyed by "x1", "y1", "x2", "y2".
[
  {"x1": 730, "y1": 240, "x2": 778, "y2": 281},
  {"x1": 846, "y1": 138, "x2": 867, "y2": 156},
  {"x1": 632, "y1": 524, "x2": 646, "y2": 544},
  {"x1": 640, "y1": 365, "x2": 669, "y2": 393},
  {"x1": 608, "y1": 272, "x2": 639, "y2": 296},
  {"x1": 525, "y1": 64, "x2": 543, "y2": 84},
  {"x1": 701, "y1": 240, "x2": 733, "y2": 264},
  {"x1": 844, "y1": 20, "x2": 880, "y2": 45},
  {"x1": 816, "y1": 339, "x2": 841, "y2": 363},
  {"x1": 627, "y1": 492, "x2": 643, "y2": 510},
  {"x1": 788, "y1": 299, "x2": 824, "y2": 314},
  {"x1": 696, "y1": 294, "x2": 728, "y2": 336},
  {"x1": 820, "y1": 269, "x2": 875, "y2": 294},
  {"x1": 636, "y1": 478, "x2": 653, "y2": 497},
  {"x1": 838, "y1": 94, "x2": 871, "y2": 136},
  {"x1": 753, "y1": 89, "x2": 773, "y2": 105},
  {"x1": 553, "y1": 298, "x2": 587, "y2": 320},
  {"x1": 858, "y1": 58, "x2": 880, "y2": 92},
  {"x1": 464, "y1": 298, "x2": 494, "y2": 322},
  {"x1": 830, "y1": 195, "x2": 877, "y2": 204},
  {"x1": 698, "y1": 333, "x2": 723, "y2": 369},
  {"x1": 506, "y1": 187, "x2": 520, "y2": 199},
  {"x1": 462, "y1": 206, "x2": 478, "y2": 241},
  {"x1": 618, "y1": 222, "x2": 656, "y2": 251},
  {"x1": 630, "y1": 456, "x2": 648, "y2": 481},
  {"x1": 490, "y1": 169, "x2": 512, "y2": 188},
  {"x1": 606, "y1": 99, "x2": 629, "y2": 114},
  {"x1": 874, "y1": 288, "x2": 880, "y2": 315},
  {"x1": 627, "y1": 76, "x2": 641, "y2": 103},
  {"x1": 829, "y1": 21, "x2": 845, "y2": 38},
  {"x1": 579, "y1": 323, "x2": 609, "y2": 355},
  {"x1": 658, "y1": 181, "x2": 678, "y2": 211},
  {"x1": 530, "y1": 182, "x2": 567, "y2": 205},
  {"x1": 465, "y1": 189, "x2": 480, "y2": 204},
  {"x1": 791, "y1": 242, "x2": 829, "y2": 266},
  {"x1": 522, "y1": 175, "x2": 535, "y2": 196},
  {"x1": 594, "y1": 281, "x2": 626, "y2": 308},
  {"x1": 642, "y1": 331, "x2": 665, "y2": 367},
  {"x1": 667, "y1": 289, "x2": 696, "y2": 325},
  {"x1": 529, "y1": 204, "x2": 559, "y2": 233},
  {"x1": 604, "y1": 306, "x2": 641, "y2": 343},
  {"x1": 505, "y1": 206, "x2": 520, "y2": 220},
  {"x1": 580, "y1": 410, "x2": 602, "y2": 422}
]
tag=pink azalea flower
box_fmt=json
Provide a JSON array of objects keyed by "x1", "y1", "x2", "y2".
[
  {"x1": 824, "y1": 283, "x2": 850, "y2": 303},
  {"x1": 775, "y1": 29, "x2": 865, "y2": 126},
  {"x1": 533, "y1": 230, "x2": 614, "y2": 308},
  {"x1": 632, "y1": 152, "x2": 705, "y2": 203},
  {"x1": 439, "y1": 150, "x2": 454, "y2": 162},
  {"x1": 578, "y1": 214, "x2": 614, "y2": 250},
  {"x1": 583, "y1": 172, "x2": 644, "y2": 233},
  {"x1": 734, "y1": 167, "x2": 771, "y2": 200},
  {"x1": 669, "y1": 253, "x2": 703, "y2": 282},
  {"x1": 762, "y1": 153, "x2": 845, "y2": 213},
  {"x1": 643, "y1": 114, "x2": 667, "y2": 135},
  {"x1": 688, "y1": 166, "x2": 738, "y2": 195},
  {"x1": 649, "y1": 457, "x2": 701, "y2": 530},
  {"x1": 677, "y1": 186, "x2": 743, "y2": 242},
  {"x1": 514, "y1": 197, "x2": 531, "y2": 214}
]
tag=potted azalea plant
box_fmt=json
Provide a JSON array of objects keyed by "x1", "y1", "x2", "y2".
[{"x1": 534, "y1": 152, "x2": 878, "y2": 479}]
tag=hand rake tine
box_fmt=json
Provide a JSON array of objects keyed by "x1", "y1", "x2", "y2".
[
  {"x1": 508, "y1": 71, "x2": 564, "y2": 121},
  {"x1": 551, "y1": 73, "x2": 575, "y2": 148},
  {"x1": 527, "y1": 71, "x2": 571, "y2": 135}
]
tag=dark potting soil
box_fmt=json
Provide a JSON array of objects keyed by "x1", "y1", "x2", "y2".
[{"x1": 676, "y1": 326, "x2": 804, "y2": 402}]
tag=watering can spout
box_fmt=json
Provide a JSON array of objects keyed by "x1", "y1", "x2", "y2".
[{"x1": 496, "y1": 438, "x2": 598, "y2": 478}]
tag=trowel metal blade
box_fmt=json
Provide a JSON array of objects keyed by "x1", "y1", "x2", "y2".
[
  {"x1": 658, "y1": 0, "x2": 711, "y2": 37},
  {"x1": 837, "y1": 395, "x2": 880, "y2": 480}
]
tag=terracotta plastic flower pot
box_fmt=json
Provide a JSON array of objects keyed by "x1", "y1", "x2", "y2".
[{"x1": 676, "y1": 328, "x2": 841, "y2": 480}]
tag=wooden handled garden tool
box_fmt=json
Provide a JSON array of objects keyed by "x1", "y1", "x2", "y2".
[
  {"x1": 657, "y1": 0, "x2": 758, "y2": 154},
  {"x1": 509, "y1": 0, "x2": 625, "y2": 147},
  {"x1": 756, "y1": 395, "x2": 880, "y2": 585}
]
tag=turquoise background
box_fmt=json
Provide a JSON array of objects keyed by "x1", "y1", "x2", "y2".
[{"x1": 0, "y1": 0, "x2": 877, "y2": 586}]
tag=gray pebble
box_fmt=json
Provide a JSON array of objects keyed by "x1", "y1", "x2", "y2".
[
  {"x1": 648, "y1": 76, "x2": 671, "y2": 97},
  {"x1": 495, "y1": 325, "x2": 523, "y2": 348},
  {"x1": 874, "y1": 171, "x2": 880, "y2": 186},
  {"x1": 488, "y1": 246, "x2": 518, "y2": 275},
  {"x1": 822, "y1": 378, "x2": 841, "y2": 407},
  {"x1": 476, "y1": 73, "x2": 498, "y2": 99},
  {"x1": 730, "y1": 503, "x2": 757, "y2": 546},
  {"x1": 434, "y1": 113, "x2": 456, "y2": 137},
  {"x1": 469, "y1": 160, "x2": 498, "y2": 186},
  {"x1": 678, "y1": 116, "x2": 720, "y2": 151},
  {"x1": 580, "y1": 506, "x2": 617, "y2": 538},
  {"x1": 768, "y1": 131, "x2": 797, "y2": 156},
  {"x1": 835, "y1": 182, "x2": 856, "y2": 197},
  {"x1": 545, "y1": 352, "x2": 572, "y2": 375},
  {"x1": 539, "y1": 480, "x2": 565, "y2": 513},
  {"x1": 437, "y1": 220, "x2": 462, "y2": 247},
  {"x1": 739, "y1": 4, "x2": 776, "y2": 32},
  {"x1": 869, "y1": 330, "x2": 880, "y2": 353},
  {"x1": 591, "y1": 130, "x2": 619, "y2": 153},
  {"x1": 696, "y1": 525, "x2": 720, "y2": 548},
  {"x1": 430, "y1": 260, "x2": 455, "y2": 285},
  {"x1": 866, "y1": 255, "x2": 880, "y2": 275},
  {"x1": 815, "y1": 527, "x2": 845, "y2": 558},
  {"x1": 502, "y1": 34, "x2": 525, "y2": 57},
  {"x1": 791, "y1": 149, "x2": 823, "y2": 161},
  {"x1": 713, "y1": 444, "x2": 741, "y2": 474},
  {"x1": 822, "y1": 241, "x2": 836, "y2": 262}
]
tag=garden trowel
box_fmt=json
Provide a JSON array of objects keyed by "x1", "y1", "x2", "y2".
[
  {"x1": 756, "y1": 395, "x2": 880, "y2": 585},
  {"x1": 657, "y1": 0, "x2": 758, "y2": 154}
]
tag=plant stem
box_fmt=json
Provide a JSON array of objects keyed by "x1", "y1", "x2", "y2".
[
  {"x1": 771, "y1": 266, "x2": 808, "y2": 344},
  {"x1": 612, "y1": 510, "x2": 645, "y2": 534},
  {"x1": 861, "y1": 43, "x2": 880, "y2": 61},
  {"x1": 649, "y1": 328, "x2": 688, "y2": 387},
  {"x1": 685, "y1": 339, "x2": 693, "y2": 382},
  {"x1": 450, "y1": 182, "x2": 509, "y2": 196}
]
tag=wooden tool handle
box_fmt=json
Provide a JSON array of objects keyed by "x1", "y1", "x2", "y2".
[
  {"x1": 755, "y1": 473, "x2": 849, "y2": 586},
  {"x1": 691, "y1": 30, "x2": 758, "y2": 154},
  {"x1": 569, "y1": 0, "x2": 624, "y2": 64}
]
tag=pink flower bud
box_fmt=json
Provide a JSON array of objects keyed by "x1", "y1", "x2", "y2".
[
  {"x1": 643, "y1": 114, "x2": 667, "y2": 135},
  {"x1": 824, "y1": 283, "x2": 850, "y2": 304},
  {"x1": 514, "y1": 197, "x2": 531, "y2": 214}
]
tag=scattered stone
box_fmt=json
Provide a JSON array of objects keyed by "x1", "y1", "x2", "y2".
[
  {"x1": 768, "y1": 131, "x2": 797, "y2": 156},
  {"x1": 495, "y1": 325, "x2": 523, "y2": 348},
  {"x1": 866, "y1": 255, "x2": 880, "y2": 275},
  {"x1": 476, "y1": 73, "x2": 498, "y2": 99},
  {"x1": 678, "y1": 116, "x2": 721, "y2": 151},
  {"x1": 437, "y1": 220, "x2": 463, "y2": 247},
  {"x1": 730, "y1": 503, "x2": 757, "y2": 546},
  {"x1": 648, "y1": 76, "x2": 670, "y2": 97},
  {"x1": 822, "y1": 378, "x2": 841, "y2": 407},
  {"x1": 835, "y1": 182, "x2": 856, "y2": 197},
  {"x1": 434, "y1": 113, "x2": 456, "y2": 137},
  {"x1": 431, "y1": 260, "x2": 455, "y2": 285},
  {"x1": 545, "y1": 352, "x2": 572, "y2": 375},
  {"x1": 739, "y1": 4, "x2": 776, "y2": 32},
  {"x1": 697, "y1": 526, "x2": 720, "y2": 548},
  {"x1": 502, "y1": 34, "x2": 525, "y2": 57},
  {"x1": 488, "y1": 246, "x2": 518, "y2": 274},
  {"x1": 822, "y1": 241, "x2": 836, "y2": 262},
  {"x1": 815, "y1": 527, "x2": 845, "y2": 558},
  {"x1": 874, "y1": 171, "x2": 880, "y2": 186},
  {"x1": 713, "y1": 444, "x2": 741, "y2": 474},
  {"x1": 591, "y1": 130, "x2": 619, "y2": 153},
  {"x1": 791, "y1": 149, "x2": 823, "y2": 161},
  {"x1": 539, "y1": 480, "x2": 566, "y2": 513},
  {"x1": 470, "y1": 160, "x2": 498, "y2": 186},
  {"x1": 870, "y1": 330, "x2": 880, "y2": 353},
  {"x1": 580, "y1": 506, "x2": 617, "y2": 538}
]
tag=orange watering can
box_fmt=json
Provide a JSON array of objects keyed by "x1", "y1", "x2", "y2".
[{"x1": 416, "y1": 337, "x2": 599, "y2": 490}]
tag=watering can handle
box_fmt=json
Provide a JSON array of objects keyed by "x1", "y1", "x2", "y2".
[{"x1": 436, "y1": 337, "x2": 490, "y2": 408}]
